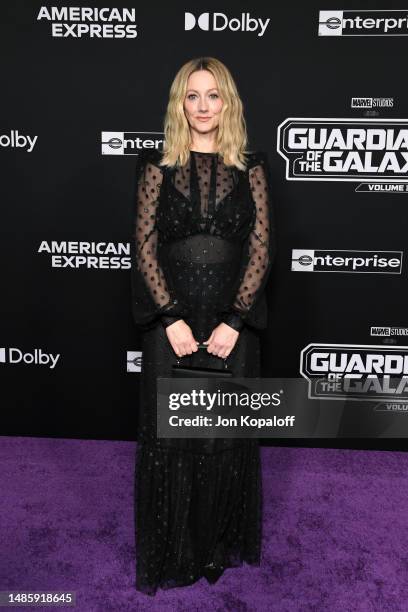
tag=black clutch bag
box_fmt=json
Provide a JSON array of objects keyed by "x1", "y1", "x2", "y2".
[{"x1": 172, "y1": 343, "x2": 233, "y2": 378}]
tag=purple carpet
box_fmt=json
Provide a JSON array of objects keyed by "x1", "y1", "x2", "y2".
[{"x1": 1, "y1": 436, "x2": 407, "y2": 611}]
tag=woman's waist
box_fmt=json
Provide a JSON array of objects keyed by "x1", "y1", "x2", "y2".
[{"x1": 161, "y1": 233, "x2": 242, "y2": 264}]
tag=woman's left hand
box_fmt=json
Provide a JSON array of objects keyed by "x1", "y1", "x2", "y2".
[{"x1": 203, "y1": 323, "x2": 239, "y2": 359}]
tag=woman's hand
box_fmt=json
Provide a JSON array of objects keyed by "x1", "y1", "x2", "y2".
[
  {"x1": 203, "y1": 323, "x2": 239, "y2": 359},
  {"x1": 165, "y1": 319, "x2": 199, "y2": 357}
]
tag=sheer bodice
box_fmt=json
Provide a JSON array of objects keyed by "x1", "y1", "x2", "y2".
[
  {"x1": 130, "y1": 148, "x2": 276, "y2": 595},
  {"x1": 130, "y1": 148, "x2": 276, "y2": 334}
]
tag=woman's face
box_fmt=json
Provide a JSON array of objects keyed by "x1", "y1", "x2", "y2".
[{"x1": 183, "y1": 69, "x2": 223, "y2": 137}]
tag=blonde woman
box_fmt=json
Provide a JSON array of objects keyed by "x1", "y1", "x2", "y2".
[{"x1": 130, "y1": 56, "x2": 276, "y2": 595}]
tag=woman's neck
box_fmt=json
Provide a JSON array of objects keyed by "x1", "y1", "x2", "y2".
[{"x1": 189, "y1": 136, "x2": 218, "y2": 154}]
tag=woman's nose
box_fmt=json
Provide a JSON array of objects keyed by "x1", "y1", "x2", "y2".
[{"x1": 198, "y1": 99, "x2": 208, "y2": 112}]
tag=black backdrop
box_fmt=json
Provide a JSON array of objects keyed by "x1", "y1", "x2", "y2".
[{"x1": 1, "y1": 1, "x2": 407, "y2": 451}]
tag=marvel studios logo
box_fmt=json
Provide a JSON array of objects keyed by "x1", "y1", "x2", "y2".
[
  {"x1": 370, "y1": 327, "x2": 408, "y2": 337},
  {"x1": 351, "y1": 97, "x2": 394, "y2": 109}
]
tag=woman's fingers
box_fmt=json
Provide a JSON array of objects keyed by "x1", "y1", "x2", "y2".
[
  {"x1": 207, "y1": 344, "x2": 231, "y2": 359},
  {"x1": 169, "y1": 321, "x2": 237, "y2": 359},
  {"x1": 174, "y1": 339, "x2": 199, "y2": 357},
  {"x1": 203, "y1": 331, "x2": 214, "y2": 345},
  {"x1": 184, "y1": 339, "x2": 199, "y2": 354},
  {"x1": 207, "y1": 327, "x2": 239, "y2": 358},
  {"x1": 165, "y1": 320, "x2": 200, "y2": 357}
]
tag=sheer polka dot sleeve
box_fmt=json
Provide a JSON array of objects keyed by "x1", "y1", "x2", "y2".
[
  {"x1": 221, "y1": 152, "x2": 276, "y2": 331},
  {"x1": 130, "y1": 151, "x2": 190, "y2": 330}
]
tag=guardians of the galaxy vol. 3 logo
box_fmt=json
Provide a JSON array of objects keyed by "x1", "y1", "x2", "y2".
[{"x1": 277, "y1": 118, "x2": 408, "y2": 182}]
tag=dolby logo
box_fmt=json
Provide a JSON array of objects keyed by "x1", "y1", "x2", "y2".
[
  {"x1": 184, "y1": 12, "x2": 270, "y2": 37},
  {"x1": 0, "y1": 130, "x2": 38, "y2": 153},
  {"x1": 0, "y1": 347, "x2": 60, "y2": 369}
]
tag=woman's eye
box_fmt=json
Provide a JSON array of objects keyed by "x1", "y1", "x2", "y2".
[{"x1": 187, "y1": 93, "x2": 219, "y2": 100}]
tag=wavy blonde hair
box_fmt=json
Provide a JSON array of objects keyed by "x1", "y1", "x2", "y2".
[{"x1": 160, "y1": 57, "x2": 250, "y2": 171}]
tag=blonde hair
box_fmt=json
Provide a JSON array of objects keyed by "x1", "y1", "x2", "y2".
[{"x1": 160, "y1": 57, "x2": 250, "y2": 171}]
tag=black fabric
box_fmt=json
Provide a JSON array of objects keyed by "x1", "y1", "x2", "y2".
[
  {"x1": 130, "y1": 148, "x2": 277, "y2": 332},
  {"x1": 160, "y1": 315, "x2": 182, "y2": 329},
  {"x1": 130, "y1": 148, "x2": 276, "y2": 595},
  {"x1": 220, "y1": 311, "x2": 245, "y2": 332}
]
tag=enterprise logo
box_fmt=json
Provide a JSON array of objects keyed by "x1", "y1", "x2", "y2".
[
  {"x1": 127, "y1": 351, "x2": 142, "y2": 372},
  {"x1": 101, "y1": 132, "x2": 163, "y2": 155},
  {"x1": 319, "y1": 10, "x2": 408, "y2": 37},
  {"x1": 291, "y1": 250, "x2": 403, "y2": 274}
]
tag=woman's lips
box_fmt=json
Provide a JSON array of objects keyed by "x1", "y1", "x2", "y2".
[{"x1": 196, "y1": 117, "x2": 211, "y2": 122}]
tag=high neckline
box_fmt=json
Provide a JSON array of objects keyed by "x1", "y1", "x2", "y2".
[{"x1": 190, "y1": 150, "x2": 218, "y2": 155}]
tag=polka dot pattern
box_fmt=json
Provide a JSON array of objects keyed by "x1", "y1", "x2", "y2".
[
  {"x1": 130, "y1": 149, "x2": 275, "y2": 332},
  {"x1": 135, "y1": 322, "x2": 262, "y2": 596},
  {"x1": 129, "y1": 149, "x2": 275, "y2": 595}
]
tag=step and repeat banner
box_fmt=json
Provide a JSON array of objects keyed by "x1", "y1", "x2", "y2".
[{"x1": 1, "y1": 1, "x2": 408, "y2": 446}]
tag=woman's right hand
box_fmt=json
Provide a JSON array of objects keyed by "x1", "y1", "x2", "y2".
[{"x1": 165, "y1": 319, "x2": 199, "y2": 357}]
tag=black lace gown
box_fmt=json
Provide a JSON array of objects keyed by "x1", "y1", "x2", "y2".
[{"x1": 130, "y1": 147, "x2": 276, "y2": 595}]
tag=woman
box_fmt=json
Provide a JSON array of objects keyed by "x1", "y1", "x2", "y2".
[{"x1": 130, "y1": 56, "x2": 276, "y2": 595}]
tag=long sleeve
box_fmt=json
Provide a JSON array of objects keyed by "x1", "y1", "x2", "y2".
[
  {"x1": 130, "y1": 150, "x2": 190, "y2": 331},
  {"x1": 220, "y1": 151, "x2": 276, "y2": 331}
]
